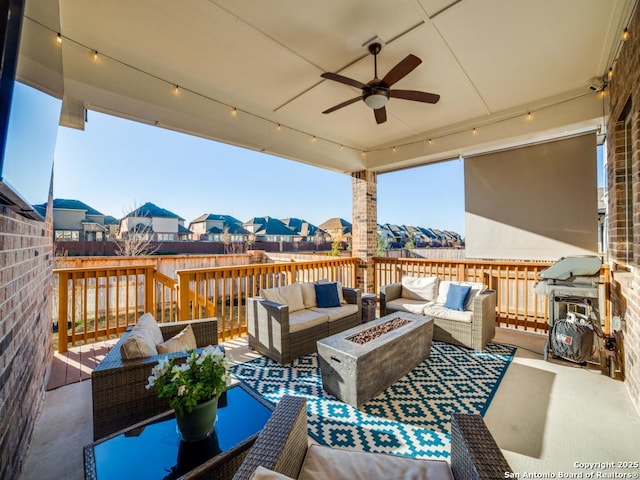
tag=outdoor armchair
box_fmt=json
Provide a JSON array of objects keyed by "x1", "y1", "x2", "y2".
[
  {"x1": 91, "y1": 317, "x2": 218, "y2": 440},
  {"x1": 227, "y1": 395, "x2": 513, "y2": 480}
]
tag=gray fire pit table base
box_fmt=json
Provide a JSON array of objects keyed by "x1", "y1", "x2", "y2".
[{"x1": 317, "y1": 312, "x2": 434, "y2": 408}]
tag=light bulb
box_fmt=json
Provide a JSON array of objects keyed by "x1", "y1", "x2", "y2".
[
  {"x1": 230, "y1": 107, "x2": 237, "y2": 117},
  {"x1": 428, "y1": 139, "x2": 433, "y2": 145},
  {"x1": 173, "y1": 85, "x2": 179, "y2": 95},
  {"x1": 56, "y1": 33, "x2": 62, "y2": 45},
  {"x1": 473, "y1": 128, "x2": 477, "y2": 134},
  {"x1": 93, "y1": 50, "x2": 98, "y2": 61},
  {"x1": 608, "y1": 68, "x2": 613, "y2": 79},
  {"x1": 622, "y1": 28, "x2": 630, "y2": 41}
]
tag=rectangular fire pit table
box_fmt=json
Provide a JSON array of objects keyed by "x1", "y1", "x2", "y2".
[{"x1": 317, "y1": 312, "x2": 434, "y2": 408}]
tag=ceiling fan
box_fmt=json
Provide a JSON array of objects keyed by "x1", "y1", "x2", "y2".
[{"x1": 321, "y1": 42, "x2": 440, "y2": 124}]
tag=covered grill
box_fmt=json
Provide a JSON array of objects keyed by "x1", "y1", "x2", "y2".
[{"x1": 534, "y1": 256, "x2": 602, "y2": 363}]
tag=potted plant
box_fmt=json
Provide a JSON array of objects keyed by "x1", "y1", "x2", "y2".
[{"x1": 146, "y1": 345, "x2": 231, "y2": 441}]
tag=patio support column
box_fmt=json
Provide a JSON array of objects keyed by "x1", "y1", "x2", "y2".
[{"x1": 352, "y1": 170, "x2": 377, "y2": 293}]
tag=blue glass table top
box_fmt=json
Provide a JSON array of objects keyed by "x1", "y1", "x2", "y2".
[{"x1": 87, "y1": 383, "x2": 272, "y2": 480}]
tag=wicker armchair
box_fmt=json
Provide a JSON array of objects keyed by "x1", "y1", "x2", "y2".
[
  {"x1": 230, "y1": 396, "x2": 512, "y2": 480},
  {"x1": 91, "y1": 318, "x2": 218, "y2": 440},
  {"x1": 380, "y1": 282, "x2": 496, "y2": 351}
]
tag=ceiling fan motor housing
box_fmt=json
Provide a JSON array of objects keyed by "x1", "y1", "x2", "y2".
[{"x1": 364, "y1": 84, "x2": 390, "y2": 109}]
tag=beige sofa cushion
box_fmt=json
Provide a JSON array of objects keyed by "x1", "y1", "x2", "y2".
[
  {"x1": 249, "y1": 466, "x2": 294, "y2": 480},
  {"x1": 289, "y1": 309, "x2": 329, "y2": 333},
  {"x1": 401, "y1": 276, "x2": 439, "y2": 301},
  {"x1": 310, "y1": 304, "x2": 358, "y2": 322},
  {"x1": 424, "y1": 304, "x2": 474, "y2": 322},
  {"x1": 436, "y1": 281, "x2": 486, "y2": 311},
  {"x1": 156, "y1": 324, "x2": 197, "y2": 354},
  {"x1": 261, "y1": 283, "x2": 306, "y2": 313},
  {"x1": 386, "y1": 298, "x2": 433, "y2": 315},
  {"x1": 120, "y1": 313, "x2": 163, "y2": 360},
  {"x1": 299, "y1": 444, "x2": 454, "y2": 480},
  {"x1": 299, "y1": 282, "x2": 317, "y2": 308}
]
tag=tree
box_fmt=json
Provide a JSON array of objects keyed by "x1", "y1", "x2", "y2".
[
  {"x1": 114, "y1": 203, "x2": 159, "y2": 256},
  {"x1": 328, "y1": 238, "x2": 343, "y2": 257}
]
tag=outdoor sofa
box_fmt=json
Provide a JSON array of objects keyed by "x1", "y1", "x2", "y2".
[
  {"x1": 248, "y1": 282, "x2": 362, "y2": 364},
  {"x1": 380, "y1": 276, "x2": 496, "y2": 350},
  {"x1": 217, "y1": 395, "x2": 513, "y2": 480},
  {"x1": 91, "y1": 316, "x2": 218, "y2": 440}
]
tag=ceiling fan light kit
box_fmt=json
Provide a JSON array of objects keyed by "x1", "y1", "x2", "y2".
[{"x1": 321, "y1": 42, "x2": 440, "y2": 124}]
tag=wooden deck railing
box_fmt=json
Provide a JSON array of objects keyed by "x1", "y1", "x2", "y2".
[
  {"x1": 54, "y1": 256, "x2": 610, "y2": 350},
  {"x1": 374, "y1": 257, "x2": 611, "y2": 333},
  {"x1": 54, "y1": 265, "x2": 179, "y2": 352},
  {"x1": 176, "y1": 257, "x2": 358, "y2": 341},
  {"x1": 53, "y1": 257, "x2": 357, "y2": 350}
]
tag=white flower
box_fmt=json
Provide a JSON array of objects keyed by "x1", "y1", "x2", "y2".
[
  {"x1": 177, "y1": 385, "x2": 186, "y2": 397},
  {"x1": 145, "y1": 375, "x2": 156, "y2": 390}
]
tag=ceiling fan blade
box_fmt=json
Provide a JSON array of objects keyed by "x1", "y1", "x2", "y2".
[
  {"x1": 321, "y1": 72, "x2": 368, "y2": 90},
  {"x1": 322, "y1": 96, "x2": 362, "y2": 114},
  {"x1": 374, "y1": 106, "x2": 387, "y2": 124},
  {"x1": 390, "y1": 89, "x2": 440, "y2": 104},
  {"x1": 381, "y1": 54, "x2": 422, "y2": 87}
]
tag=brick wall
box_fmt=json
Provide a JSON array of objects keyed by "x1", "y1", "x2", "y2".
[
  {"x1": 0, "y1": 203, "x2": 53, "y2": 478},
  {"x1": 352, "y1": 170, "x2": 377, "y2": 292},
  {"x1": 607, "y1": 4, "x2": 640, "y2": 414}
]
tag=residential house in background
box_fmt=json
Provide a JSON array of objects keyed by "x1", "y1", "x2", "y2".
[
  {"x1": 318, "y1": 217, "x2": 352, "y2": 245},
  {"x1": 35, "y1": 199, "x2": 110, "y2": 241},
  {"x1": 104, "y1": 216, "x2": 120, "y2": 239},
  {"x1": 118, "y1": 202, "x2": 192, "y2": 242},
  {"x1": 243, "y1": 216, "x2": 297, "y2": 242},
  {"x1": 281, "y1": 218, "x2": 328, "y2": 243},
  {"x1": 189, "y1": 214, "x2": 250, "y2": 242}
]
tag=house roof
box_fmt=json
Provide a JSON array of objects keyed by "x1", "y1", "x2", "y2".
[
  {"x1": 104, "y1": 215, "x2": 119, "y2": 225},
  {"x1": 47, "y1": 199, "x2": 104, "y2": 216},
  {"x1": 245, "y1": 217, "x2": 296, "y2": 236},
  {"x1": 191, "y1": 213, "x2": 243, "y2": 224},
  {"x1": 281, "y1": 218, "x2": 321, "y2": 236},
  {"x1": 318, "y1": 218, "x2": 352, "y2": 234},
  {"x1": 178, "y1": 225, "x2": 192, "y2": 234},
  {"x1": 125, "y1": 202, "x2": 184, "y2": 220}
]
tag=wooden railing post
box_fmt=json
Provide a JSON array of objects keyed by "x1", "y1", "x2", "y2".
[
  {"x1": 144, "y1": 266, "x2": 154, "y2": 315},
  {"x1": 57, "y1": 271, "x2": 69, "y2": 353},
  {"x1": 178, "y1": 272, "x2": 191, "y2": 321}
]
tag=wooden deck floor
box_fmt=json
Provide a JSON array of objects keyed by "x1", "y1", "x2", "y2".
[{"x1": 46, "y1": 339, "x2": 118, "y2": 391}]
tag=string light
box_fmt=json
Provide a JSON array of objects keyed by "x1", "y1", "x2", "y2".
[
  {"x1": 622, "y1": 28, "x2": 630, "y2": 41},
  {"x1": 608, "y1": 67, "x2": 613, "y2": 79},
  {"x1": 34, "y1": 20, "x2": 601, "y2": 161}
]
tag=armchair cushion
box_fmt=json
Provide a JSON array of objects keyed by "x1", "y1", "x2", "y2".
[
  {"x1": 250, "y1": 467, "x2": 294, "y2": 480},
  {"x1": 386, "y1": 298, "x2": 433, "y2": 315},
  {"x1": 314, "y1": 282, "x2": 341, "y2": 308},
  {"x1": 310, "y1": 304, "x2": 358, "y2": 322},
  {"x1": 401, "y1": 276, "x2": 439, "y2": 301},
  {"x1": 119, "y1": 313, "x2": 163, "y2": 360},
  {"x1": 156, "y1": 324, "x2": 197, "y2": 354},
  {"x1": 298, "y1": 444, "x2": 454, "y2": 480},
  {"x1": 262, "y1": 284, "x2": 306, "y2": 313},
  {"x1": 423, "y1": 304, "x2": 473, "y2": 322}
]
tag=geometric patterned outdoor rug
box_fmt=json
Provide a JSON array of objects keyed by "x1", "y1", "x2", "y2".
[{"x1": 232, "y1": 341, "x2": 515, "y2": 460}]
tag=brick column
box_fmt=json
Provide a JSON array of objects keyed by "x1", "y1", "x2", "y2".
[{"x1": 352, "y1": 170, "x2": 377, "y2": 292}]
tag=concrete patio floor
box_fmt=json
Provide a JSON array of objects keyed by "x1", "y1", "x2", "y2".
[{"x1": 19, "y1": 329, "x2": 640, "y2": 479}]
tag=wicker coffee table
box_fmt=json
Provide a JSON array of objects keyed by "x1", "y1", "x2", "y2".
[
  {"x1": 317, "y1": 312, "x2": 434, "y2": 407},
  {"x1": 83, "y1": 382, "x2": 273, "y2": 480}
]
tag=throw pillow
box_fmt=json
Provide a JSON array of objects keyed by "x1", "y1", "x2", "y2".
[
  {"x1": 156, "y1": 324, "x2": 197, "y2": 354},
  {"x1": 299, "y1": 282, "x2": 318, "y2": 308},
  {"x1": 317, "y1": 279, "x2": 346, "y2": 304},
  {"x1": 444, "y1": 283, "x2": 472, "y2": 312},
  {"x1": 120, "y1": 313, "x2": 163, "y2": 360},
  {"x1": 401, "y1": 276, "x2": 439, "y2": 301},
  {"x1": 314, "y1": 282, "x2": 341, "y2": 308}
]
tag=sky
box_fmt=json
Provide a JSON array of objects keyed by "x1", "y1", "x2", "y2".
[{"x1": 53, "y1": 111, "x2": 467, "y2": 233}]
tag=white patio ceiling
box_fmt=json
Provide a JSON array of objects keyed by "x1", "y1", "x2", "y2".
[{"x1": 28, "y1": 0, "x2": 636, "y2": 174}]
